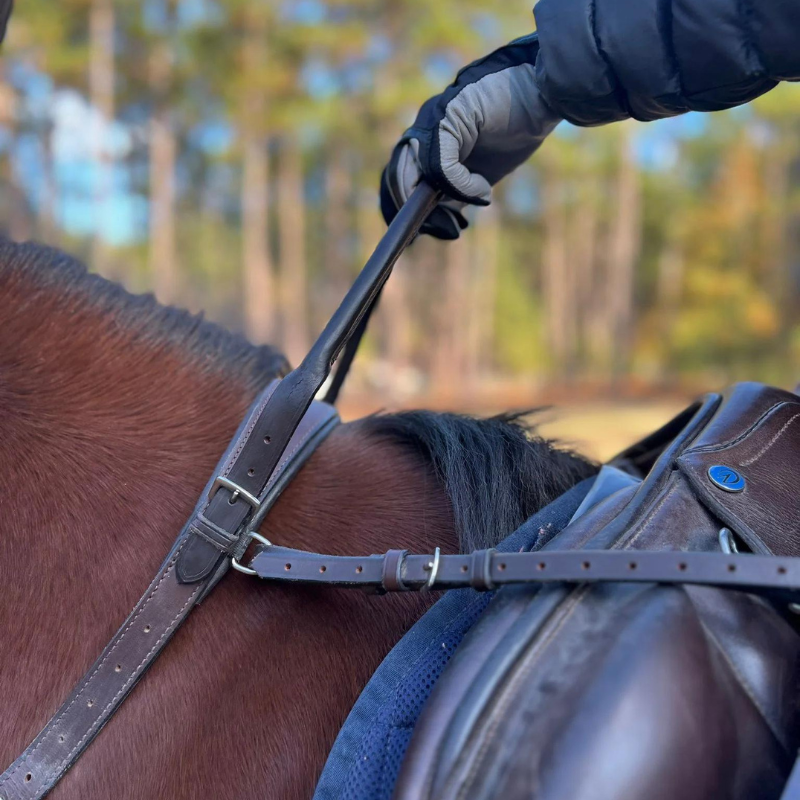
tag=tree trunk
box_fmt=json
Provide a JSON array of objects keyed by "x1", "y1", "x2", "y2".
[
  {"x1": 606, "y1": 128, "x2": 642, "y2": 378},
  {"x1": 656, "y1": 237, "x2": 684, "y2": 313},
  {"x1": 762, "y1": 134, "x2": 790, "y2": 337},
  {"x1": 381, "y1": 254, "x2": 412, "y2": 396},
  {"x1": 241, "y1": 136, "x2": 275, "y2": 343},
  {"x1": 148, "y1": 39, "x2": 178, "y2": 303},
  {"x1": 89, "y1": 0, "x2": 115, "y2": 277},
  {"x1": 541, "y1": 163, "x2": 574, "y2": 378},
  {"x1": 237, "y1": 13, "x2": 275, "y2": 344},
  {"x1": 431, "y1": 233, "x2": 470, "y2": 396},
  {"x1": 324, "y1": 149, "x2": 353, "y2": 304},
  {"x1": 656, "y1": 235, "x2": 684, "y2": 381},
  {"x1": 277, "y1": 138, "x2": 309, "y2": 363},
  {"x1": 466, "y1": 204, "x2": 500, "y2": 385},
  {"x1": 571, "y1": 176, "x2": 599, "y2": 368}
]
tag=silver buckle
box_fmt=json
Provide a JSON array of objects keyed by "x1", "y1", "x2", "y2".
[
  {"x1": 423, "y1": 547, "x2": 441, "y2": 590},
  {"x1": 718, "y1": 527, "x2": 739, "y2": 554},
  {"x1": 209, "y1": 476, "x2": 262, "y2": 510},
  {"x1": 231, "y1": 532, "x2": 272, "y2": 576}
]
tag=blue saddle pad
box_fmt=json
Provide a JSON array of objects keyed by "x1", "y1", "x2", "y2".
[{"x1": 313, "y1": 478, "x2": 595, "y2": 800}]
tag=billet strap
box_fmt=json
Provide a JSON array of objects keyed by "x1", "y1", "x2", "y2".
[
  {"x1": 0, "y1": 390, "x2": 339, "y2": 800},
  {"x1": 248, "y1": 546, "x2": 800, "y2": 602}
]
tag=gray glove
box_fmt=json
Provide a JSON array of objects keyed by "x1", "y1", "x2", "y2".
[{"x1": 380, "y1": 33, "x2": 561, "y2": 239}]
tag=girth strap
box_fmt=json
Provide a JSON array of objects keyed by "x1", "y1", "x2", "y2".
[
  {"x1": 0, "y1": 389, "x2": 339, "y2": 800},
  {"x1": 248, "y1": 545, "x2": 800, "y2": 603}
]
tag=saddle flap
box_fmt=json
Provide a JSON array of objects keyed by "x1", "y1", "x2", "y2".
[{"x1": 677, "y1": 384, "x2": 800, "y2": 556}]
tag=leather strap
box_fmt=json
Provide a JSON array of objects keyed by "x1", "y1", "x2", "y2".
[
  {"x1": 0, "y1": 390, "x2": 339, "y2": 800},
  {"x1": 248, "y1": 545, "x2": 800, "y2": 603},
  {"x1": 1, "y1": 184, "x2": 439, "y2": 800}
]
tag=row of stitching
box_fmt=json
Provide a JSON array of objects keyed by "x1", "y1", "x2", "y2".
[
  {"x1": 615, "y1": 475, "x2": 678, "y2": 551},
  {"x1": 0, "y1": 537, "x2": 191, "y2": 789},
  {"x1": 262, "y1": 413, "x2": 330, "y2": 497},
  {"x1": 221, "y1": 382, "x2": 277, "y2": 478},
  {"x1": 45, "y1": 583, "x2": 202, "y2": 786},
  {"x1": 739, "y1": 412, "x2": 800, "y2": 467},
  {"x1": 190, "y1": 521, "x2": 235, "y2": 551},
  {"x1": 686, "y1": 402, "x2": 797, "y2": 454}
]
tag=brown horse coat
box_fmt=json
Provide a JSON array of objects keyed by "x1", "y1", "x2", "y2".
[{"x1": 0, "y1": 241, "x2": 593, "y2": 798}]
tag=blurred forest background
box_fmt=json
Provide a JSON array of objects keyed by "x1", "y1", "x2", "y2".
[{"x1": 1, "y1": 0, "x2": 799, "y2": 456}]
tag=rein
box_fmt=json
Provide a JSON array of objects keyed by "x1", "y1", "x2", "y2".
[{"x1": 4, "y1": 181, "x2": 800, "y2": 799}]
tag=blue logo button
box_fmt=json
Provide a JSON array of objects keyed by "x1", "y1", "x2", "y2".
[{"x1": 707, "y1": 465, "x2": 745, "y2": 493}]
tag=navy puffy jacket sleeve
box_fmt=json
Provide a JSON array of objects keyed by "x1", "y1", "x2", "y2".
[{"x1": 533, "y1": 0, "x2": 800, "y2": 125}]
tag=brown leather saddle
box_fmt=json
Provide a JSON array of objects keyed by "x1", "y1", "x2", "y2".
[
  {"x1": 393, "y1": 381, "x2": 800, "y2": 800},
  {"x1": 3, "y1": 184, "x2": 800, "y2": 800}
]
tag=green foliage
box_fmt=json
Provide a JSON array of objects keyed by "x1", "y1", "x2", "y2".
[
  {"x1": 494, "y1": 244, "x2": 547, "y2": 375},
  {"x1": 2, "y1": 0, "x2": 800, "y2": 393}
]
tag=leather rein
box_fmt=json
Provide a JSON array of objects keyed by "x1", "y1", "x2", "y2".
[{"x1": 4, "y1": 182, "x2": 800, "y2": 800}]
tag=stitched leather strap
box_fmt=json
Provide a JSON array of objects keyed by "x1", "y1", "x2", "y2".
[
  {"x1": 0, "y1": 183, "x2": 439, "y2": 800},
  {"x1": 248, "y1": 546, "x2": 800, "y2": 602},
  {"x1": 0, "y1": 393, "x2": 339, "y2": 800}
]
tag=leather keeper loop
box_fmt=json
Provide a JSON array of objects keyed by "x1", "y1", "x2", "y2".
[
  {"x1": 191, "y1": 515, "x2": 239, "y2": 554},
  {"x1": 470, "y1": 548, "x2": 496, "y2": 591},
  {"x1": 382, "y1": 549, "x2": 410, "y2": 592}
]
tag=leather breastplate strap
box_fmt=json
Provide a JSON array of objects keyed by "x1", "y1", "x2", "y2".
[
  {"x1": 0, "y1": 384, "x2": 339, "y2": 800},
  {"x1": 248, "y1": 545, "x2": 800, "y2": 604},
  {"x1": 1, "y1": 182, "x2": 440, "y2": 800}
]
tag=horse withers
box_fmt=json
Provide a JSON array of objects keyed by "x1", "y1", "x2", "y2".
[{"x1": 0, "y1": 239, "x2": 594, "y2": 799}]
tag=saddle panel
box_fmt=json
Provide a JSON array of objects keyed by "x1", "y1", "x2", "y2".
[
  {"x1": 394, "y1": 382, "x2": 800, "y2": 800},
  {"x1": 422, "y1": 584, "x2": 800, "y2": 800}
]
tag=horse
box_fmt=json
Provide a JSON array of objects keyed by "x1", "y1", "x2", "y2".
[{"x1": 0, "y1": 238, "x2": 596, "y2": 799}]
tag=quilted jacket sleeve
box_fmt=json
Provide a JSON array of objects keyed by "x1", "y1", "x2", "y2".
[
  {"x1": 533, "y1": 0, "x2": 800, "y2": 126},
  {"x1": 0, "y1": 0, "x2": 10, "y2": 44}
]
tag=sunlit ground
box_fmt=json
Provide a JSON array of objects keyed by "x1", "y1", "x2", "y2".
[
  {"x1": 339, "y1": 394, "x2": 688, "y2": 463},
  {"x1": 533, "y1": 400, "x2": 686, "y2": 461}
]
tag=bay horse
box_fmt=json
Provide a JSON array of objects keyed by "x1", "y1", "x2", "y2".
[{"x1": 0, "y1": 238, "x2": 595, "y2": 799}]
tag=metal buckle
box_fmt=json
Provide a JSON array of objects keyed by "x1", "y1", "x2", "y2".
[
  {"x1": 423, "y1": 547, "x2": 441, "y2": 590},
  {"x1": 209, "y1": 476, "x2": 262, "y2": 510},
  {"x1": 231, "y1": 532, "x2": 272, "y2": 576},
  {"x1": 718, "y1": 527, "x2": 739, "y2": 554}
]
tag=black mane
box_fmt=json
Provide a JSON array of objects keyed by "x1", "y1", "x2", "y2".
[{"x1": 362, "y1": 410, "x2": 597, "y2": 553}]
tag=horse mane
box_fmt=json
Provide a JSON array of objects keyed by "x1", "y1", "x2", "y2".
[
  {"x1": 0, "y1": 237, "x2": 595, "y2": 557},
  {"x1": 0, "y1": 238, "x2": 289, "y2": 387},
  {"x1": 360, "y1": 411, "x2": 597, "y2": 553}
]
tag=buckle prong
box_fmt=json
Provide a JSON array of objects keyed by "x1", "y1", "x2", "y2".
[{"x1": 209, "y1": 476, "x2": 262, "y2": 510}]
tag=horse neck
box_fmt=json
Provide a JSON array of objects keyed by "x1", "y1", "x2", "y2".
[{"x1": 0, "y1": 264, "x2": 456, "y2": 798}]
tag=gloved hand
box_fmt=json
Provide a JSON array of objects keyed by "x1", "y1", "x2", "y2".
[{"x1": 380, "y1": 33, "x2": 561, "y2": 240}]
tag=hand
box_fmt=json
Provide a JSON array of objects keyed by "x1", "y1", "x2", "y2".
[{"x1": 380, "y1": 33, "x2": 561, "y2": 240}]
